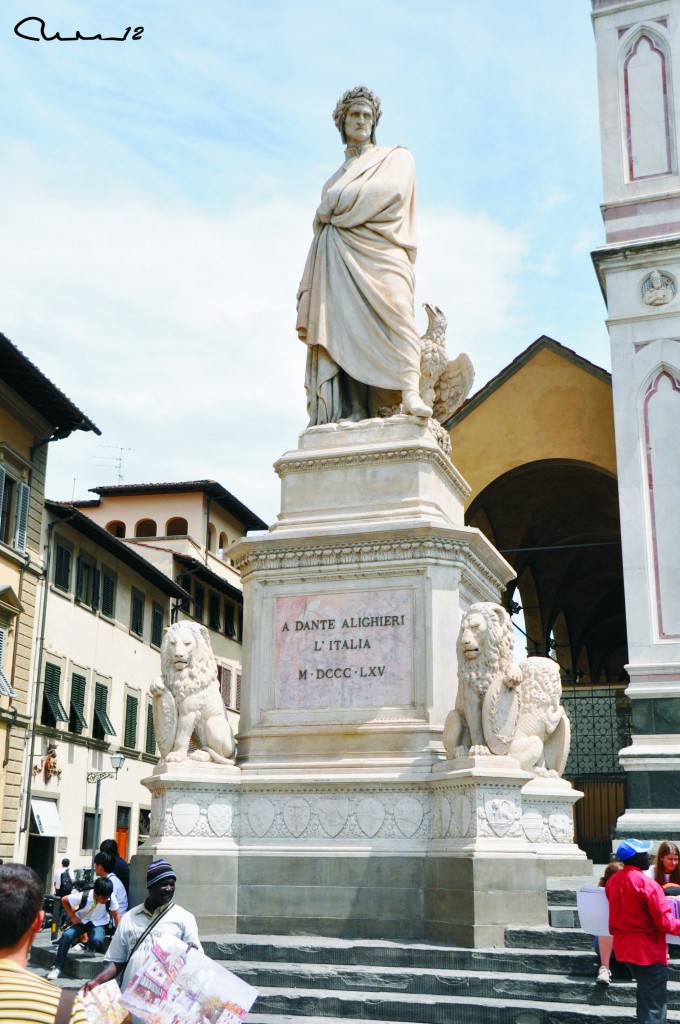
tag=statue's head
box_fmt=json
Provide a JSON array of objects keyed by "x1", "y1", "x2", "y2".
[
  {"x1": 333, "y1": 86, "x2": 382, "y2": 145},
  {"x1": 161, "y1": 620, "x2": 215, "y2": 679}
]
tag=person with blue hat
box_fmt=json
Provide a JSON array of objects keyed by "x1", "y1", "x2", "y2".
[{"x1": 606, "y1": 838, "x2": 680, "y2": 1023}]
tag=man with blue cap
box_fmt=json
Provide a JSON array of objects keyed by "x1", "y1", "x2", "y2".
[{"x1": 606, "y1": 838, "x2": 680, "y2": 1023}]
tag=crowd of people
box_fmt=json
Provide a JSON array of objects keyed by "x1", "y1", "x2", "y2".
[
  {"x1": 3, "y1": 836, "x2": 680, "y2": 1024},
  {"x1": 0, "y1": 846, "x2": 199, "y2": 1024}
]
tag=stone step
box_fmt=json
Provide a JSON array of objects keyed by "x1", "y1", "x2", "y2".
[
  {"x1": 547, "y1": 888, "x2": 581, "y2": 907},
  {"x1": 203, "y1": 936, "x2": 596, "y2": 975},
  {"x1": 30, "y1": 944, "x2": 105, "y2": 980},
  {"x1": 506, "y1": 926, "x2": 594, "y2": 950},
  {"x1": 245, "y1": 987, "x2": 680, "y2": 1023},
  {"x1": 549, "y1": 906, "x2": 580, "y2": 928},
  {"x1": 215, "y1": 959, "x2": 680, "y2": 1008}
]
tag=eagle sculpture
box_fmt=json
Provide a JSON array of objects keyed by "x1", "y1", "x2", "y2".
[{"x1": 419, "y1": 303, "x2": 475, "y2": 424}]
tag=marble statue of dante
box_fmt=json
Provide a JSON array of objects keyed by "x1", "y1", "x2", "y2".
[{"x1": 296, "y1": 86, "x2": 432, "y2": 424}]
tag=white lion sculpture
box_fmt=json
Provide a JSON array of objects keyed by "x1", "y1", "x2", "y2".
[
  {"x1": 443, "y1": 602, "x2": 570, "y2": 777},
  {"x1": 150, "y1": 621, "x2": 235, "y2": 765}
]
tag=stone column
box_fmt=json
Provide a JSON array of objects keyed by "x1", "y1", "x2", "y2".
[{"x1": 591, "y1": 0, "x2": 680, "y2": 837}]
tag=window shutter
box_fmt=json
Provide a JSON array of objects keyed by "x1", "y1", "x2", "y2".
[
  {"x1": 69, "y1": 673, "x2": 87, "y2": 733},
  {"x1": 131, "y1": 590, "x2": 144, "y2": 637},
  {"x1": 0, "y1": 627, "x2": 14, "y2": 698},
  {"x1": 13, "y1": 483, "x2": 30, "y2": 553},
  {"x1": 93, "y1": 681, "x2": 116, "y2": 736},
  {"x1": 54, "y1": 543, "x2": 72, "y2": 592},
  {"x1": 42, "y1": 663, "x2": 68, "y2": 723},
  {"x1": 124, "y1": 694, "x2": 138, "y2": 749},
  {"x1": 75, "y1": 557, "x2": 85, "y2": 601},
  {"x1": 92, "y1": 569, "x2": 100, "y2": 611},
  {"x1": 101, "y1": 571, "x2": 115, "y2": 617},
  {"x1": 236, "y1": 672, "x2": 241, "y2": 712},
  {"x1": 151, "y1": 604, "x2": 163, "y2": 648},
  {"x1": 145, "y1": 705, "x2": 156, "y2": 755},
  {"x1": 224, "y1": 602, "x2": 235, "y2": 638}
]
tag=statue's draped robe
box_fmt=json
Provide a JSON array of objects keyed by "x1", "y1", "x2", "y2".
[{"x1": 296, "y1": 145, "x2": 421, "y2": 424}]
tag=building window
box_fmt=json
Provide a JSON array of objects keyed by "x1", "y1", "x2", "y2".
[
  {"x1": 54, "y1": 540, "x2": 72, "y2": 593},
  {"x1": 166, "y1": 517, "x2": 187, "y2": 536},
  {"x1": 217, "y1": 664, "x2": 232, "y2": 708},
  {"x1": 145, "y1": 703, "x2": 156, "y2": 756},
  {"x1": 0, "y1": 468, "x2": 29, "y2": 554},
  {"x1": 92, "y1": 680, "x2": 116, "y2": 740},
  {"x1": 69, "y1": 672, "x2": 88, "y2": 734},
  {"x1": 224, "y1": 601, "x2": 236, "y2": 638},
  {"x1": 82, "y1": 811, "x2": 96, "y2": 852},
  {"x1": 75, "y1": 556, "x2": 99, "y2": 609},
  {"x1": 130, "y1": 588, "x2": 145, "y2": 638},
  {"x1": 207, "y1": 524, "x2": 216, "y2": 551},
  {"x1": 138, "y1": 808, "x2": 151, "y2": 843},
  {"x1": 193, "y1": 583, "x2": 204, "y2": 623},
  {"x1": 151, "y1": 603, "x2": 164, "y2": 648},
  {"x1": 208, "y1": 594, "x2": 221, "y2": 631},
  {"x1": 178, "y1": 574, "x2": 191, "y2": 613},
  {"x1": 101, "y1": 569, "x2": 116, "y2": 619},
  {"x1": 135, "y1": 519, "x2": 157, "y2": 538},
  {"x1": 106, "y1": 521, "x2": 126, "y2": 538},
  {"x1": 123, "y1": 693, "x2": 139, "y2": 749},
  {"x1": 0, "y1": 627, "x2": 15, "y2": 697},
  {"x1": 41, "y1": 662, "x2": 68, "y2": 727},
  {"x1": 219, "y1": 531, "x2": 228, "y2": 550}
]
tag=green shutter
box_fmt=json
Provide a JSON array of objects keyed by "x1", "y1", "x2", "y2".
[
  {"x1": 75, "y1": 557, "x2": 85, "y2": 601},
  {"x1": 69, "y1": 673, "x2": 87, "y2": 733},
  {"x1": 131, "y1": 590, "x2": 144, "y2": 637},
  {"x1": 145, "y1": 705, "x2": 156, "y2": 755},
  {"x1": 236, "y1": 672, "x2": 241, "y2": 712},
  {"x1": 54, "y1": 543, "x2": 72, "y2": 592},
  {"x1": 92, "y1": 569, "x2": 100, "y2": 611},
  {"x1": 151, "y1": 604, "x2": 163, "y2": 648},
  {"x1": 101, "y1": 571, "x2": 116, "y2": 618},
  {"x1": 93, "y1": 681, "x2": 116, "y2": 736},
  {"x1": 124, "y1": 694, "x2": 138, "y2": 749},
  {"x1": 43, "y1": 663, "x2": 68, "y2": 722}
]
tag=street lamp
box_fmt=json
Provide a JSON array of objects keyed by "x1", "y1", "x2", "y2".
[{"x1": 88, "y1": 751, "x2": 125, "y2": 870}]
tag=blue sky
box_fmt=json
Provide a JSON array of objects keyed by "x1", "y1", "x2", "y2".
[{"x1": 0, "y1": 1, "x2": 607, "y2": 525}]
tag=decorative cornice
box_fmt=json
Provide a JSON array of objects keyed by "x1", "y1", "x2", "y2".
[
  {"x1": 275, "y1": 444, "x2": 469, "y2": 504},
  {"x1": 233, "y1": 535, "x2": 509, "y2": 594}
]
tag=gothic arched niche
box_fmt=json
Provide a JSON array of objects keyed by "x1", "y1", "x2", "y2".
[{"x1": 621, "y1": 28, "x2": 674, "y2": 180}]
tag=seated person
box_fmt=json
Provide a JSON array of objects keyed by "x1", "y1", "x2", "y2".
[{"x1": 47, "y1": 877, "x2": 120, "y2": 980}]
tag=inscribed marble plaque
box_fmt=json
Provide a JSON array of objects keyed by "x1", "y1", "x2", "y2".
[{"x1": 274, "y1": 589, "x2": 413, "y2": 709}]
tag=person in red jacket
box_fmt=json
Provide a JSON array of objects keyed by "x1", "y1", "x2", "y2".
[{"x1": 606, "y1": 838, "x2": 680, "y2": 1023}]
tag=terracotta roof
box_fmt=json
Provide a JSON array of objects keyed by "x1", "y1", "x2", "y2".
[
  {"x1": 46, "y1": 501, "x2": 189, "y2": 599},
  {"x1": 444, "y1": 336, "x2": 611, "y2": 429},
  {"x1": 0, "y1": 331, "x2": 100, "y2": 437},
  {"x1": 87, "y1": 480, "x2": 267, "y2": 532}
]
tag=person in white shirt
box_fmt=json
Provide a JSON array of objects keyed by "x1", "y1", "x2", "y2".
[
  {"x1": 93, "y1": 851, "x2": 128, "y2": 915},
  {"x1": 82, "y1": 859, "x2": 201, "y2": 1024},
  {"x1": 47, "y1": 877, "x2": 120, "y2": 980},
  {"x1": 52, "y1": 858, "x2": 75, "y2": 896}
]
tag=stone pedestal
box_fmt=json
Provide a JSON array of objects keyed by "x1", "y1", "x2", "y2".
[{"x1": 137, "y1": 418, "x2": 585, "y2": 944}]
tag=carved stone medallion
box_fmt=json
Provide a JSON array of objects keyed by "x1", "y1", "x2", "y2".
[
  {"x1": 318, "y1": 797, "x2": 350, "y2": 837},
  {"x1": 548, "y1": 811, "x2": 572, "y2": 843},
  {"x1": 393, "y1": 797, "x2": 424, "y2": 837},
  {"x1": 171, "y1": 799, "x2": 201, "y2": 837},
  {"x1": 356, "y1": 797, "x2": 385, "y2": 837},
  {"x1": 433, "y1": 795, "x2": 451, "y2": 838},
  {"x1": 283, "y1": 797, "x2": 311, "y2": 837},
  {"x1": 521, "y1": 810, "x2": 544, "y2": 843},
  {"x1": 451, "y1": 793, "x2": 472, "y2": 837},
  {"x1": 206, "y1": 802, "x2": 233, "y2": 838},
  {"x1": 248, "y1": 797, "x2": 276, "y2": 838},
  {"x1": 484, "y1": 797, "x2": 515, "y2": 837}
]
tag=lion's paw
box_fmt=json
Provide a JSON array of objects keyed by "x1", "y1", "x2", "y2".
[
  {"x1": 469, "y1": 744, "x2": 492, "y2": 757},
  {"x1": 188, "y1": 750, "x2": 211, "y2": 762},
  {"x1": 166, "y1": 750, "x2": 187, "y2": 763}
]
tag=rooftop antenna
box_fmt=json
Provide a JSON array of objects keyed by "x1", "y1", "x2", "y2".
[{"x1": 94, "y1": 445, "x2": 135, "y2": 485}]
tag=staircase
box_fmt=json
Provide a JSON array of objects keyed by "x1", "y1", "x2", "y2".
[
  {"x1": 201, "y1": 884, "x2": 680, "y2": 1024},
  {"x1": 31, "y1": 882, "x2": 680, "y2": 1022}
]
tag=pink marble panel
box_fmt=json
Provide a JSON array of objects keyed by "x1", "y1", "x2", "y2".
[{"x1": 274, "y1": 589, "x2": 413, "y2": 710}]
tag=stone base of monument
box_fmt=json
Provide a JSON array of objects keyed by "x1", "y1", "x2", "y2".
[{"x1": 133, "y1": 419, "x2": 586, "y2": 945}]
